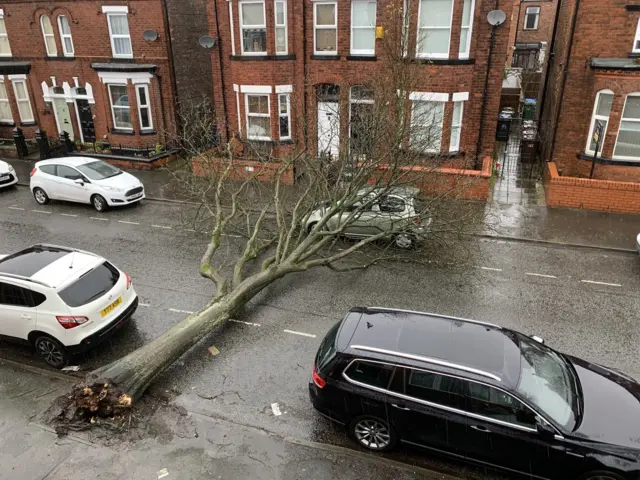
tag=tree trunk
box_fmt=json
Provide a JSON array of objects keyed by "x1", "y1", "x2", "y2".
[{"x1": 89, "y1": 265, "x2": 294, "y2": 402}]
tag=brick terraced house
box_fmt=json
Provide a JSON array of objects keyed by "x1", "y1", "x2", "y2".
[
  {"x1": 207, "y1": 0, "x2": 515, "y2": 188},
  {"x1": 0, "y1": 0, "x2": 180, "y2": 156},
  {"x1": 539, "y1": 0, "x2": 640, "y2": 212}
]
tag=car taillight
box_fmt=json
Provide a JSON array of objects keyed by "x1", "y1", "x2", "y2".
[
  {"x1": 412, "y1": 217, "x2": 422, "y2": 226},
  {"x1": 56, "y1": 316, "x2": 89, "y2": 329},
  {"x1": 312, "y1": 364, "x2": 326, "y2": 389},
  {"x1": 125, "y1": 273, "x2": 132, "y2": 290},
  {"x1": 30, "y1": 168, "x2": 37, "y2": 177}
]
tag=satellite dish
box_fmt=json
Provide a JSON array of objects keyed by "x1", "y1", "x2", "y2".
[
  {"x1": 199, "y1": 35, "x2": 216, "y2": 49},
  {"x1": 487, "y1": 10, "x2": 506, "y2": 26},
  {"x1": 143, "y1": 29, "x2": 158, "y2": 41}
]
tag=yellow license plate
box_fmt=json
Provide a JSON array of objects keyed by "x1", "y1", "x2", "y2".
[{"x1": 100, "y1": 297, "x2": 122, "y2": 317}]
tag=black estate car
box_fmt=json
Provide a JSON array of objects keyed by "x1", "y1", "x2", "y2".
[{"x1": 309, "y1": 307, "x2": 640, "y2": 480}]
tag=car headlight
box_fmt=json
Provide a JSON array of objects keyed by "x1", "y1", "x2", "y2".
[
  {"x1": 103, "y1": 186, "x2": 124, "y2": 192},
  {"x1": 8, "y1": 165, "x2": 14, "y2": 172}
]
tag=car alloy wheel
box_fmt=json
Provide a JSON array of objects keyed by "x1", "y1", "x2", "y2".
[
  {"x1": 34, "y1": 336, "x2": 68, "y2": 369},
  {"x1": 353, "y1": 418, "x2": 392, "y2": 450},
  {"x1": 33, "y1": 188, "x2": 49, "y2": 205},
  {"x1": 395, "y1": 233, "x2": 413, "y2": 249},
  {"x1": 92, "y1": 194, "x2": 107, "y2": 212}
]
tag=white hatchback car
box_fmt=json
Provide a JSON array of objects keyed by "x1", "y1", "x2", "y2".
[
  {"x1": 30, "y1": 157, "x2": 145, "y2": 212},
  {"x1": 0, "y1": 244, "x2": 138, "y2": 368},
  {"x1": 0, "y1": 159, "x2": 18, "y2": 189}
]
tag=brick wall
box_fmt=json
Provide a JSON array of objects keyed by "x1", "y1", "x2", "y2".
[
  {"x1": 210, "y1": 0, "x2": 514, "y2": 167},
  {"x1": 0, "y1": 0, "x2": 177, "y2": 150},
  {"x1": 515, "y1": 0, "x2": 556, "y2": 46}
]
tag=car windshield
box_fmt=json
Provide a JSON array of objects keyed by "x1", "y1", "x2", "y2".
[
  {"x1": 76, "y1": 161, "x2": 122, "y2": 180},
  {"x1": 316, "y1": 321, "x2": 340, "y2": 373},
  {"x1": 515, "y1": 334, "x2": 579, "y2": 430}
]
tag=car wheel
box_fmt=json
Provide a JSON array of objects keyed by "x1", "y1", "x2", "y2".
[
  {"x1": 34, "y1": 335, "x2": 69, "y2": 369},
  {"x1": 33, "y1": 187, "x2": 50, "y2": 205},
  {"x1": 91, "y1": 194, "x2": 108, "y2": 212},
  {"x1": 349, "y1": 415, "x2": 396, "y2": 452},
  {"x1": 394, "y1": 233, "x2": 414, "y2": 249},
  {"x1": 577, "y1": 472, "x2": 626, "y2": 480}
]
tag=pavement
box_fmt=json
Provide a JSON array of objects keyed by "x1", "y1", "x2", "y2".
[{"x1": 9, "y1": 157, "x2": 640, "y2": 251}]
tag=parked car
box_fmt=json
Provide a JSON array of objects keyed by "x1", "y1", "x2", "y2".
[
  {"x1": 30, "y1": 157, "x2": 145, "y2": 212},
  {"x1": 310, "y1": 307, "x2": 640, "y2": 480},
  {"x1": 636, "y1": 233, "x2": 640, "y2": 254},
  {"x1": 304, "y1": 187, "x2": 431, "y2": 249},
  {"x1": 0, "y1": 159, "x2": 18, "y2": 189},
  {"x1": 0, "y1": 244, "x2": 138, "y2": 368}
]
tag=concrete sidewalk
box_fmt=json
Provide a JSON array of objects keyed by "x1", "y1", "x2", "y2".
[
  {"x1": 0, "y1": 360, "x2": 455, "y2": 480},
  {"x1": 8, "y1": 158, "x2": 640, "y2": 252}
]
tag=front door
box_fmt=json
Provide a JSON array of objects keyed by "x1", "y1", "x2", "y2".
[
  {"x1": 53, "y1": 98, "x2": 74, "y2": 140},
  {"x1": 76, "y1": 99, "x2": 95, "y2": 143},
  {"x1": 387, "y1": 367, "x2": 468, "y2": 456},
  {"x1": 317, "y1": 101, "x2": 340, "y2": 158}
]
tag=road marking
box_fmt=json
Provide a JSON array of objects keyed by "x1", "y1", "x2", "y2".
[
  {"x1": 60, "y1": 213, "x2": 78, "y2": 217},
  {"x1": 118, "y1": 220, "x2": 140, "y2": 225},
  {"x1": 284, "y1": 329, "x2": 316, "y2": 338},
  {"x1": 32, "y1": 210, "x2": 51, "y2": 214},
  {"x1": 229, "y1": 319, "x2": 261, "y2": 327},
  {"x1": 139, "y1": 302, "x2": 150, "y2": 307},
  {"x1": 525, "y1": 272, "x2": 557, "y2": 279},
  {"x1": 184, "y1": 228, "x2": 197, "y2": 232},
  {"x1": 90, "y1": 217, "x2": 109, "y2": 222},
  {"x1": 222, "y1": 234, "x2": 243, "y2": 238},
  {"x1": 477, "y1": 266, "x2": 503, "y2": 272},
  {"x1": 168, "y1": 308, "x2": 194, "y2": 314},
  {"x1": 151, "y1": 224, "x2": 172, "y2": 229},
  {"x1": 7, "y1": 206, "x2": 25, "y2": 210},
  {"x1": 581, "y1": 280, "x2": 622, "y2": 287},
  {"x1": 271, "y1": 402, "x2": 282, "y2": 416}
]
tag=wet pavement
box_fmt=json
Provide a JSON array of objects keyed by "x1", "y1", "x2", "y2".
[{"x1": 2, "y1": 185, "x2": 640, "y2": 478}]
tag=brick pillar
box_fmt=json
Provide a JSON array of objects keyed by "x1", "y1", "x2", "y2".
[
  {"x1": 449, "y1": 0, "x2": 465, "y2": 60},
  {"x1": 4, "y1": 76, "x2": 21, "y2": 126},
  {"x1": 127, "y1": 81, "x2": 141, "y2": 135}
]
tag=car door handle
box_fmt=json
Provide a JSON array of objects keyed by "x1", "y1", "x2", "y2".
[
  {"x1": 21, "y1": 314, "x2": 32, "y2": 319},
  {"x1": 391, "y1": 404, "x2": 411, "y2": 411},
  {"x1": 470, "y1": 425, "x2": 491, "y2": 433}
]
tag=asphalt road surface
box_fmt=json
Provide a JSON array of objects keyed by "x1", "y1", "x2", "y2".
[{"x1": 2, "y1": 185, "x2": 640, "y2": 479}]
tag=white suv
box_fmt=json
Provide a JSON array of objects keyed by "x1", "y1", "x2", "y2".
[
  {"x1": 0, "y1": 244, "x2": 138, "y2": 368},
  {"x1": 30, "y1": 157, "x2": 145, "y2": 212}
]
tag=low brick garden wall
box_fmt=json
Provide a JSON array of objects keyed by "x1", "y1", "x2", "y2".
[
  {"x1": 193, "y1": 157, "x2": 295, "y2": 185},
  {"x1": 545, "y1": 162, "x2": 640, "y2": 213}
]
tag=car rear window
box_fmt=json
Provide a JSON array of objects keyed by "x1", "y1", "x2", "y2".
[
  {"x1": 316, "y1": 321, "x2": 341, "y2": 372},
  {"x1": 58, "y1": 262, "x2": 120, "y2": 307}
]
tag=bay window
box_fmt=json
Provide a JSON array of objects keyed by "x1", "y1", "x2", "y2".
[
  {"x1": 351, "y1": 1, "x2": 377, "y2": 56},
  {"x1": 136, "y1": 84, "x2": 153, "y2": 131},
  {"x1": 417, "y1": 0, "x2": 453, "y2": 59},
  {"x1": 314, "y1": 2, "x2": 337, "y2": 55},
  {"x1": 585, "y1": 90, "x2": 613, "y2": 155},
  {"x1": 450, "y1": 101, "x2": 463, "y2": 152},
  {"x1": 614, "y1": 94, "x2": 640, "y2": 160},
  {"x1": 245, "y1": 94, "x2": 271, "y2": 140},
  {"x1": 410, "y1": 93, "x2": 446, "y2": 153},
  {"x1": 278, "y1": 93, "x2": 291, "y2": 139},
  {"x1": 350, "y1": 85, "x2": 375, "y2": 156},
  {"x1": 108, "y1": 84, "x2": 132, "y2": 130},
  {"x1": 275, "y1": 0, "x2": 287, "y2": 54},
  {"x1": 459, "y1": 0, "x2": 474, "y2": 59},
  {"x1": 240, "y1": 0, "x2": 267, "y2": 54},
  {"x1": 11, "y1": 79, "x2": 33, "y2": 123}
]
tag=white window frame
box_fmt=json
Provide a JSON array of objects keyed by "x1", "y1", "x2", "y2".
[
  {"x1": 0, "y1": 10, "x2": 11, "y2": 58},
  {"x1": 275, "y1": 0, "x2": 288, "y2": 55},
  {"x1": 58, "y1": 15, "x2": 74, "y2": 57},
  {"x1": 416, "y1": 0, "x2": 454, "y2": 59},
  {"x1": 450, "y1": 101, "x2": 464, "y2": 152},
  {"x1": 277, "y1": 93, "x2": 291, "y2": 140},
  {"x1": 135, "y1": 84, "x2": 153, "y2": 131},
  {"x1": 314, "y1": 1, "x2": 338, "y2": 56},
  {"x1": 239, "y1": 0, "x2": 267, "y2": 56},
  {"x1": 634, "y1": 19, "x2": 640, "y2": 53},
  {"x1": 409, "y1": 92, "x2": 448, "y2": 153},
  {"x1": 350, "y1": 0, "x2": 377, "y2": 56},
  {"x1": 234, "y1": 84, "x2": 242, "y2": 135},
  {"x1": 613, "y1": 93, "x2": 640, "y2": 161},
  {"x1": 11, "y1": 78, "x2": 34, "y2": 123},
  {"x1": 243, "y1": 89, "x2": 271, "y2": 140},
  {"x1": 108, "y1": 83, "x2": 133, "y2": 131},
  {"x1": 0, "y1": 79, "x2": 12, "y2": 123},
  {"x1": 40, "y1": 15, "x2": 57, "y2": 57},
  {"x1": 459, "y1": 0, "x2": 475, "y2": 59},
  {"x1": 105, "y1": 12, "x2": 133, "y2": 59},
  {"x1": 585, "y1": 89, "x2": 613, "y2": 155},
  {"x1": 524, "y1": 6, "x2": 540, "y2": 30}
]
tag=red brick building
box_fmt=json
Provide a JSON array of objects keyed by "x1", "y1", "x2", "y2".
[
  {"x1": 0, "y1": 0, "x2": 180, "y2": 152},
  {"x1": 539, "y1": 0, "x2": 640, "y2": 212},
  {"x1": 208, "y1": 0, "x2": 514, "y2": 169}
]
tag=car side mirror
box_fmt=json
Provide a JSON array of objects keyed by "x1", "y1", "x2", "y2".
[
  {"x1": 74, "y1": 178, "x2": 84, "y2": 186},
  {"x1": 536, "y1": 417, "x2": 556, "y2": 441}
]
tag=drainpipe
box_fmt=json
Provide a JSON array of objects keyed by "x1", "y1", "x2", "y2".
[
  {"x1": 161, "y1": 0, "x2": 180, "y2": 137},
  {"x1": 154, "y1": 73, "x2": 168, "y2": 144},
  {"x1": 549, "y1": 0, "x2": 581, "y2": 162},
  {"x1": 537, "y1": 0, "x2": 563, "y2": 131},
  {"x1": 513, "y1": 1, "x2": 522, "y2": 48},
  {"x1": 302, "y1": 0, "x2": 308, "y2": 150},
  {"x1": 214, "y1": 0, "x2": 230, "y2": 142}
]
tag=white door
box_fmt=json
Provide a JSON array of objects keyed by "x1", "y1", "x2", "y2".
[
  {"x1": 317, "y1": 101, "x2": 340, "y2": 158},
  {"x1": 0, "y1": 282, "x2": 38, "y2": 340},
  {"x1": 53, "y1": 98, "x2": 74, "y2": 140}
]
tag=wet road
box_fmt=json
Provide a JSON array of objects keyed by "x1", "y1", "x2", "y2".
[{"x1": 2, "y1": 185, "x2": 640, "y2": 479}]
